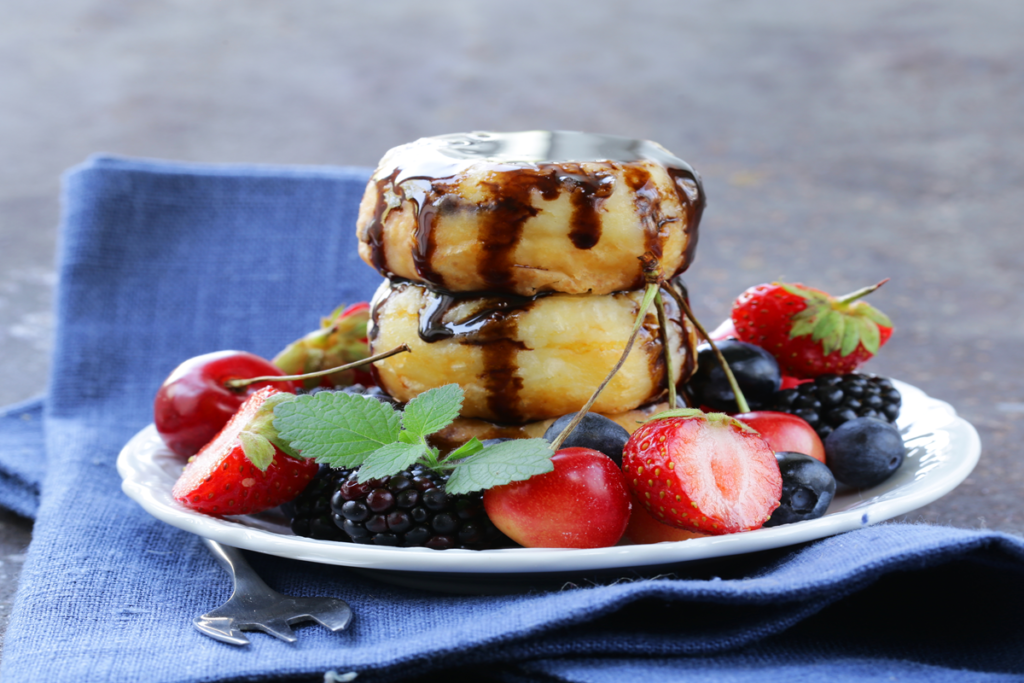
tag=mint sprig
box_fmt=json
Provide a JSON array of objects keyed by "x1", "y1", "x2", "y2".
[
  {"x1": 273, "y1": 391, "x2": 401, "y2": 468},
  {"x1": 271, "y1": 385, "x2": 555, "y2": 493},
  {"x1": 444, "y1": 439, "x2": 554, "y2": 495}
]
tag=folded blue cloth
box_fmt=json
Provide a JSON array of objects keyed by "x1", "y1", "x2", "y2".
[
  {"x1": 1, "y1": 156, "x2": 1022, "y2": 682},
  {"x1": 0, "y1": 396, "x2": 45, "y2": 519}
]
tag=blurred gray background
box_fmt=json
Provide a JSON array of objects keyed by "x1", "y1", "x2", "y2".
[{"x1": 2, "y1": 0, "x2": 1023, "y2": 652}]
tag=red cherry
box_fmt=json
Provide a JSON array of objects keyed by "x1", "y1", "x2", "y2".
[
  {"x1": 482, "y1": 447, "x2": 631, "y2": 549},
  {"x1": 154, "y1": 350, "x2": 298, "y2": 458},
  {"x1": 733, "y1": 410, "x2": 826, "y2": 463}
]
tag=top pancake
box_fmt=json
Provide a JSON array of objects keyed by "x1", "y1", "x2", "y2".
[{"x1": 356, "y1": 131, "x2": 705, "y2": 296}]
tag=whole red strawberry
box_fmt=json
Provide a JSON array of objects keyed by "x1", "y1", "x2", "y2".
[
  {"x1": 172, "y1": 386, "x2": 317, "y2": 516},
  {"x1": 623, "y1": 410, "x2": 781, "y2": 535},
  {"x1": 731, "y1": 280, "x2": 893, "y2": 379}
]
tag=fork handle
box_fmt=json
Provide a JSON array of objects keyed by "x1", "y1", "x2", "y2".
[{"x1": 201, "y1": 537, "x2": 275, "y2": 597}]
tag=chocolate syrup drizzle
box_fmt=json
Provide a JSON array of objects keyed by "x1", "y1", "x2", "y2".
[
  {"x1": 370, "y1": 278, "x2": 698, "y2": 423},
  {"x1": 362, "y1": 131, "x2": 706, "y2": 293}
]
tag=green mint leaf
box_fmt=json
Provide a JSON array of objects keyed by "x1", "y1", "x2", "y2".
[
  {"x1": 238, "y1": 430, "x2": 276, "y2": 472},
  {"x1": 273, "y1": 392, "x2": 401, "y2": 468},
  {"x1": 445, "y1": 439, "x2": 554, "y2": 495},
  {"x1": 397, "y1": 430, "x2": 420, "y2": 445},
  {"x1": 357, "y1": 442, "x2": 428, "y2": 482},
  {"x1": 401, "y1": 384, "x2": 464, "y2": 440},
  {"x1": 446, "y1": 437, "x2": 484, "y2": 461}
]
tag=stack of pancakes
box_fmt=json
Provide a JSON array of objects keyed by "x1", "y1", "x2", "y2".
[{"x1": 355, "y1": 131, "x2": 706, "y2": 449}]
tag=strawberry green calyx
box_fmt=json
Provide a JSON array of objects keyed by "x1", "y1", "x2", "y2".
[
  {"x1": 780, "y1": 280, "x2": 893, "y2": 357},
  {"x1": 646, "y1": 408, "x2": 758, "y2": 434},
  {"x1": 273, "y1": 303, "x2": 371, "y2": 390},
  {"x1": 239, "y1": 391, "x2": 303, "y2": 469}
]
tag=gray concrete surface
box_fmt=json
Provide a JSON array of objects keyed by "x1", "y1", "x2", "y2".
[{"x1": 2, "y1": 0, "x2": 1023, "y2": 658}]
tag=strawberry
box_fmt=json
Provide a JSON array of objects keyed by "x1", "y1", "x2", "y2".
[
  {"x1": 622, "y1": 410, "x2": 782, "y2": 535},
  {"x1": 172, "y1": 386, "x2": 317, "y2": 516},
  {"x1": 731, "y1": 280, "x2": 893, "y2": 379}
]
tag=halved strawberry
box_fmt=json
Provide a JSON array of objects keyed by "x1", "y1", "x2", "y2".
[
  {"x1": 731, "y1": 281, "x2": 893, "y2": 379},
  {"x1": 172, "y1": 386, "x2": 317, "y2": 516},
  {"x1": 622, "y1": 410, "x2": 782, "y2": 535}
]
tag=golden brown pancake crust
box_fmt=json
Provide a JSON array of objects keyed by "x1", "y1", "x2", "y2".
[{"x1": 357, "y1": 131, "x2": 705, "y2": 297}]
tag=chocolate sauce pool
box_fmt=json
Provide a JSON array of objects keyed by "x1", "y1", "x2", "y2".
[{"x1": 362, "y1": 131, "x2": 705, "y2": 293}]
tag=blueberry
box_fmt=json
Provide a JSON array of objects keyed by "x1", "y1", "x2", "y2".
[
  {"x1": 824, "y1": 417, "x2": 906, "y2": 488},
  {"x1": 683, "y1": 340, "x2": 781, "y2": 412},
  {"x1": 763, "y1": 452, "x2": 836, "y2": 527},
  {"x1": 543, "y1": 412, "x2": 630, "y2": 467}
]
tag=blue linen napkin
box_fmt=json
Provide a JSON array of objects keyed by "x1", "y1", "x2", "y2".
[
  {"x1": 0, "y1": 156, "x2": 1022, "y2": 682},
  {"x1": 0, "y1": 397, "x2": 45, "y2": 519}
]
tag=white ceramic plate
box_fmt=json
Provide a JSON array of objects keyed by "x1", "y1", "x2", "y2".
[{"x1": 119, "y1": 380, "x2": 979, "y2": 583}]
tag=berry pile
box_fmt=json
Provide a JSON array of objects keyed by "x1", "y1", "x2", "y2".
[
  {"x1": 771, "y1": 373, "x2": 901, "y2": 440},
  {"x1": 286, "y1": 464, "x2": 509, "y2": 549}
]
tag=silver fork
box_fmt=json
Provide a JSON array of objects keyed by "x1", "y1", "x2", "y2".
[{"x1": 194, "y1": 537, "x2": 354, "y2": 645}]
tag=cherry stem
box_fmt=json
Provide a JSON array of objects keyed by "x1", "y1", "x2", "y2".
[
  {"x1": 654, "y1": 290, "x2": 678, "y2": 409},
  {"x1": 225, "y1": 344, "x2": 411, "y2": 389},
  {"x1": 836, "y1": 278, "x2": 889, "y2": 306},
  {"x1": 663, "y1": 286, "x2": 751, "y2": 415},
  {"x1": 551, "y1": 255, "x2": 664, "y2": 452}
]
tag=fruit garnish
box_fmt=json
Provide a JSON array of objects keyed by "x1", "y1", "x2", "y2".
[
  {"x1": 273, "y1": 302, "x2": 374, "y2": 390},
  {"x1": 154, "y1": 350, "x2": 300, "y2": 458},
  {"x1": 623, "y1": 493, "x2": 706, "y2": 544},
  {"x1": 172, "y1": 387, "x2": 318, "y2": 515},
  {"x1": 482, "y1": 447, "x2": 632, "y2": 549},
  {"x1": 271, "y1": 384, "x2": 555, "y2": 495},
  {"x1": 683, "y1": 340, "x2": 781, "y2": 413},
  {"x1": 823, "y1": 417, "x2": 906, "y2": 489},
  {"x1": 771, "y1": 373, "x2": 901, "y2": 441},
  {"x1": 763, "y1": 452, "x2": 836, "y2": 527},
  {"x1": 542, "y1": 413, "x2": 631, "y2": 468},
  {"x1": 732, "y1": 411, "x2": 826, "y2": 463},
  {"x1": 731, "y1": 280, "x2": 893, "y2": 379},
  {"x1": 287, "y1": 464, "x2": 508, "y2": 550},
  {"x1": 622, "y1": 409, "x2": 782, "y2": 535}
]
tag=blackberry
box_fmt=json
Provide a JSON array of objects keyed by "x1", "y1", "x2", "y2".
[
  {"x1": 771, "y1": 373, "x2": 901, "y2": 441},
  {"x1": 286, "y1": 464, "x2": 509, "y2": 550}
]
